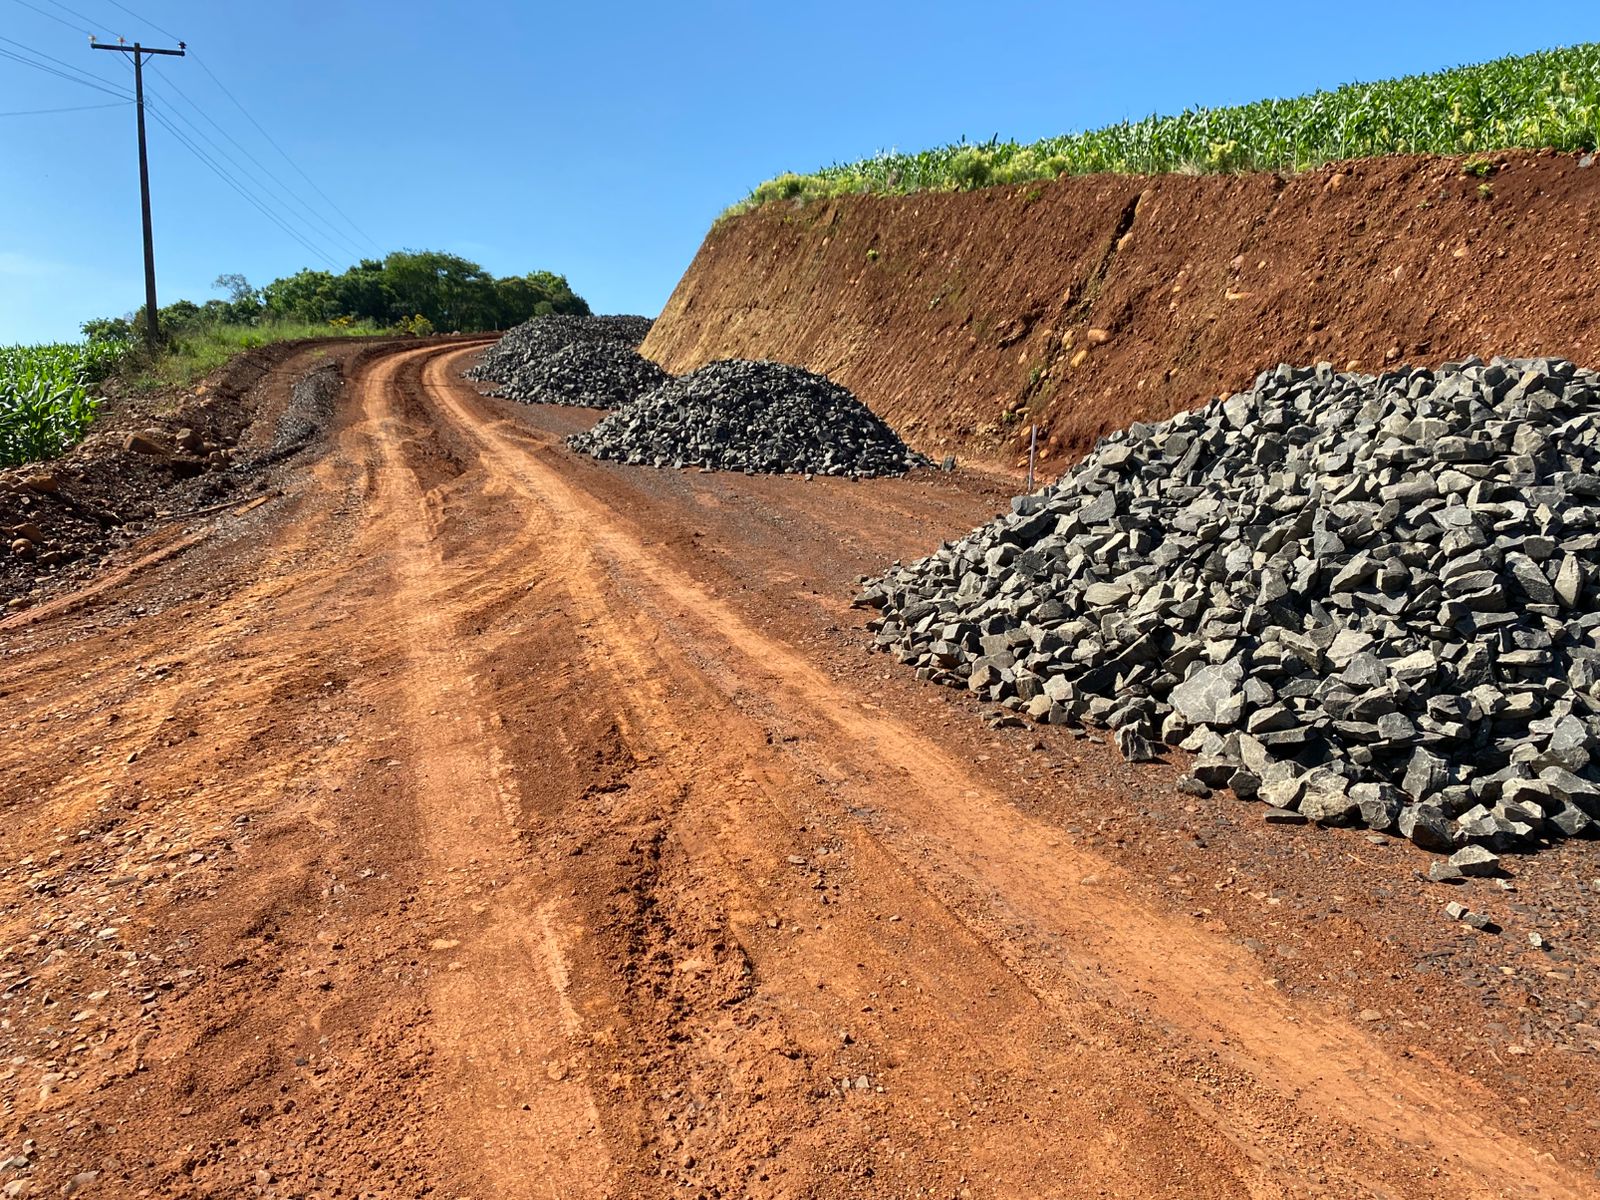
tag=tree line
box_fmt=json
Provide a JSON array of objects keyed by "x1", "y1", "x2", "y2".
[{"x1": 83, "y1": 250, "x2": 588, "y2": 342}]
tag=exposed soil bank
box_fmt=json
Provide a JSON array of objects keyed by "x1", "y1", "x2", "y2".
[{"x1": 644, "y1": 152, "x2": 1600, "y2": 470}]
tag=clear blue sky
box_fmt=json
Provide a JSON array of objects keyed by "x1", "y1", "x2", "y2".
[{"x1": 2, "y1": 0, "x2": 1596, "y2": 343}]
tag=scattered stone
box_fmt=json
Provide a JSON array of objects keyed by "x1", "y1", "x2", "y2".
[
  {"x1": 122, "y1": 432, "x2": 170, "y2": 457},
  {"x1": 1427, "y1": 860, "x2": 1464, "y2": 883},
  {"x1": 1111, "y1": 724, "x2": 1155, "y2": 761},
  {"x1": 858, "y1": 357, "x2": 1600, "y2": 855},
  {"x1": 1448, "y1": 845, "x2": 1501, "y2": 877}
]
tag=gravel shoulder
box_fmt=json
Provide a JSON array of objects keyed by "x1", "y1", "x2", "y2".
[{"x1": 0, "y1": 341, "x2": 1596, "y2": 1198}]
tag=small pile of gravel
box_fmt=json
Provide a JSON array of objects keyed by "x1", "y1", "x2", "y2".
[
  {"x1": 491, "y1": 341, "x2": 671, "y2": 408},
  {"x1": 857, "y1": 357, "x2": 1600, "y2": 855},
  {"x1": 466, "y1": 314, "x2": 653, "y2": 385},
  {"x1": 567, "y1": 359, "x2": 925, "y2": 477}
]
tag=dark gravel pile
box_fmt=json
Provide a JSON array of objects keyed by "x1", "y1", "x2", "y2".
[
  {"x1": 858, "y1": 357, "x2": 1600, "y2": 859},
  {"x1": 491, "y1": 341, "x2": 671, "y2": 409},
  {"x1": 465, "y1": 314, "x2": 654, "y2": 386},
  {"x1": 567, "y1": 359, "x2": 925, "y2": 477}
]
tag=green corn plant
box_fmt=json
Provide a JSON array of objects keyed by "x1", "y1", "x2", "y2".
[
  {"x1": 0, "y1": 339, "x2": 123, "y2": 466},
  {"x1": 729, "y1": 42, "x2": 1600, "y2": 214}
]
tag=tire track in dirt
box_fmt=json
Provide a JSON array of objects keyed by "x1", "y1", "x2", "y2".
[
  {"x1": 352, "y1": 347, "x2": 617, "y2": 1198},
  {"x1": 3, "y1": 339, "x2": 1593, "y2": 1198},
  {"x1": 408, "y1": 345, "x2": 1595, "y2": 1199}
]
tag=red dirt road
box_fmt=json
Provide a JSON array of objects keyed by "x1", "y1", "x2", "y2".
[{"x1": 3, "y1": 341, "x2": 1599, "y2": 1198}]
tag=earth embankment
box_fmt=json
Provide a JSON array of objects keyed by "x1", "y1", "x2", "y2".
[{"x1": 643, "y1": 153, "x2": 1600, "y2": 469}]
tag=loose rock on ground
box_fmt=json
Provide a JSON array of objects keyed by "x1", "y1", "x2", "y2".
[
  {"x1": 857, "y1": 357, "x2": 1600, "y2": 855},
  {"x1": 490, "y1": 340, "x2": 671, "y2": 408},
  {"x1": 465, "y1": 313, "x2": 653, "y2": 389},
  {"x1": 569, "y1": 359, "x2": 926, "y2": 477}
]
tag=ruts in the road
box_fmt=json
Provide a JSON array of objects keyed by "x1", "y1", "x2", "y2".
[{"x1": 0, "y1": 340, "x2": 1595, "y2": 1199}]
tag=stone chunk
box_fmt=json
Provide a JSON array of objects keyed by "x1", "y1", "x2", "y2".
[
  {"x1": 1448, "y1": 845, "x2": 1500, "y2": 876},
  {"x1": 1169, "y1": 660, "x2": 1244, "y2": 726}
]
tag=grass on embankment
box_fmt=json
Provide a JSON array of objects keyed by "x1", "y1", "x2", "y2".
[
  {"x1": 119, "y1": 320, "x2": 387, "y2": 393},
  {"x1": 732, "y1": 43, "x2": 1600, "y2": 213}
]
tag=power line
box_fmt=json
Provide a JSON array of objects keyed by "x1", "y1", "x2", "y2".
[
  {"x1": 34, "y1": 0, "x2": 384, "y2": 256},
  {"x1": 0, "y1": 31, "x2": 128, "y2": 90},
  {"x1": 189, "y1": 50, "x2": 381, "y2": 254},
  {"x1": 6, "y1": 0, "x2": 94, "y2": 36},
  {"x1": 37, "y1": 0, "x2": 121, "y2": 37},
  {"x1": 140, "y1": 60, "x2": 368, "y2": 262},
  {"x1": 142, "y1": 86, "x2": 356, "y2": 266},
  {"x1": 0, "y1": 42, "x2": 131, "y2": 99},
  {"x1": 108, "y1": 53, "x2": 346, "y2": 269},
  {"x1": 101, "y1": 0, "x2": 178, "y2": 43},
  {"x1": 0, "y1": 99, "x2": 124, "y2": 115},
  {"x1": 141, "y1": 99, "x2": 343, "y2": 270}
]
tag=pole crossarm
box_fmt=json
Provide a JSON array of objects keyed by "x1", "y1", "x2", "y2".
[
  {"x1": 90, "y1": 39, "x2": 185, "y2": 350},
  {"x1": 90, "y1": 41, "x2": 186, "y2": 58}
]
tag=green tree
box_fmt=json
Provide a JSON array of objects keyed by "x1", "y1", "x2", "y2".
[
  {"x1": 87, "y1": 250, "x2": 587, "y2": 340},
  {"x1": 262, "y1": 269, "x2": 339, "y2": 323},
  {"x1": 81, "y1": 315, "x2": 133, "y2": 343}
]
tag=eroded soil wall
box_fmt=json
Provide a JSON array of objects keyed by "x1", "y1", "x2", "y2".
[{"x1": 643, "y1": 153, "x2": 1600, "y2": 470}]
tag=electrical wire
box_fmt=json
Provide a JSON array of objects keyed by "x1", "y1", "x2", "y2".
[
  {"x1": 0, "y1": 42, "x2": 131, "y2": 99},
  {"x1": 11, "y1": 0, "x2": 381, "y2": 274},
  {"x1": 6, "y1": 0, "x2": 95, "y2": 36},
  {"x1": 140, "y1": 60, "x2": 368, "y2": 262},
  {"x1": 109, "y1": 56, "x2": 343, "y2": 269},
  {"x1": 100, "y1": 0, "x2": 178, "y2": 43},
  {"x1": 0, "y1": 32, "x2": 130, "y2": 96},
  {"x1": 35, "y1": 0, "x2": 122, "y2": 38},
  {"x1": 139, "y1": 96, "x2": 343, "y2": 270},
  {"x1": 40, "y1": 0, "x2": 382, "y2": 256},
  {"x1": 189, "y1": 50, "x2": 381, "y2": 254},
  {"x1": 0, "y1": 98, "x2": 124, "y2": 115},
  {"x1": 143, "y1": 85, "x2": 360, "y2": 265}
]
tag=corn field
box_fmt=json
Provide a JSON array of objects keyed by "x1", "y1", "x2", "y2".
[
  {"x1": 733, "y1": 43, "x2": 1600, "y2": 212},
  {"x1": 0, "y1": 341, "x2": 127, "y2": 467}
]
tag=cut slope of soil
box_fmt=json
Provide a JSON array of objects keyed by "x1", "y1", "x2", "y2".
[{"x1": 643, "y1": 152, "x2": 1600, "y2": 469}]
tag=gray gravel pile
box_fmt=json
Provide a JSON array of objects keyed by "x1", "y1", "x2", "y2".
[
  {"x1": 465, "y1": 314, "x2": 653, "y2": 385},
  {"x1": 857, "y1": 357, "x2": 1600, "y2": 854},
  {"x1": 491, "y1": 341, "x2": 671, "y2": 408},
  {"x1": 568, "y1": 359, "x2": 926, "y2": 477}
]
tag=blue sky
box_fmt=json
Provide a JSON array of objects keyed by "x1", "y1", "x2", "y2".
[{"x1": 2, "y1": 0, "x2": 1596, "y2": 343}]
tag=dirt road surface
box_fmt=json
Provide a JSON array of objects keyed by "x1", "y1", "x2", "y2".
[{"x1": 3, "y1": 340, "x2": 1599, "y2": 1199}]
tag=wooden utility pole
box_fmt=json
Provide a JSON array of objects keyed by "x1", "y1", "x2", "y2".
[{"x1": 91, "y1": 38, "x2": 186, "y2": 351}]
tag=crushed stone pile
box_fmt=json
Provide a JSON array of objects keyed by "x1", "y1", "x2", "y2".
[
  {"x1": 568, "y1": 359, "x2": 926, "y2": 477},
  {"x1": 465, "y1": 313, "x2": 653, "y2": 387},
  {"x1": 490, "y1": 341, "x2": 671, "y2": 408},
  {"x1": 858, "y1": 357, "x2": 1600, "y2": 856}
]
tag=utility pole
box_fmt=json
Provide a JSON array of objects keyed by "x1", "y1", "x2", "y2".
[{"x1": 91, "y1": 38, "x2": 186, "y2": 352}]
